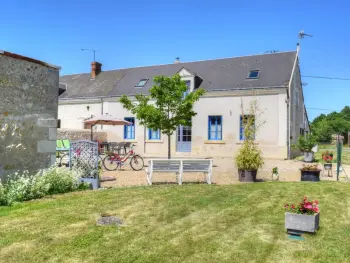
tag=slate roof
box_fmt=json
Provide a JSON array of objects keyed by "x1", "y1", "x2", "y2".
[{"x1": 59, "y1": 51, "x2": 296, "y2": 99}]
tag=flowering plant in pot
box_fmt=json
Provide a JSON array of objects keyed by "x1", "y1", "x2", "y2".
[
  {"x1": 322, "y1": 151, "x2": 334, "y2": 174},
  {"x1": 300, "y1": 164, "x2": 322, "y2": 182},
  {"x1": 285, "y1": 196, "x2": 320, "y2": 233},
  {"x1": 296, "y1": 134, "x2": 317, "y2": 162}
]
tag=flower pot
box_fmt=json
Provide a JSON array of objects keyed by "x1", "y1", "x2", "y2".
[
  {"x1": 238, "y1": 170, "x2": 257, "y2": 182},
  {"x1": 272, "y1": 173, "x2": 279, "y2": 181},
  {"x1": 303, "y1": 151, "x2": 314, "y2": 162},
  {"x1": 300, "y1": 170, "x2": 321, "y2": 182},
  {"x1": 285, "y1": 212, "x2": 320, "y2": 233}
]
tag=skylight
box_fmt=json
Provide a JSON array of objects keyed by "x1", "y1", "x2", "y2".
[
  {"x1": 247, "y1": 70, "x2": 260, "y2": 79},
  {"x1": 135, "y1": 79, "x2": 148, "y2": 87}
]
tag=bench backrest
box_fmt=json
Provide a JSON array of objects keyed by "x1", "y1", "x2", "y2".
[{"x1": 150, "y1": 159, "x2": 211, "y2": 172}]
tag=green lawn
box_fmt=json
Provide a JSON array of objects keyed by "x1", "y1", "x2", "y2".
[{"x1": 1, "y1": 182, "x2": 350, "y2": 263}]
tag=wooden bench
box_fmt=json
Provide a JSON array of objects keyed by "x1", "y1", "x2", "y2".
[{"x1": 146, "y1": 159, "x2": 213, "y2": 185}]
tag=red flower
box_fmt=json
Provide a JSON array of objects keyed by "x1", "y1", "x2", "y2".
[
  {"x1": 291, "y1": 204, "x2": 295, "y2": 209},
  {"x1": 313, "y1": 207, "x2": 319, "y2": 213}
]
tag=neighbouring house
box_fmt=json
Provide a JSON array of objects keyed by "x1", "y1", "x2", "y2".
[
  {"x1": 0, "y1": 50, "x2": 60, "y2": 181},
  {"x1": 58, "y1": 46, "x2": 309, "y2": 159}
]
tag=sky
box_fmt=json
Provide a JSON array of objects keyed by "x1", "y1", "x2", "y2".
[{"x1": 1, "y1": 0, "x2": 349, "y2": 121}]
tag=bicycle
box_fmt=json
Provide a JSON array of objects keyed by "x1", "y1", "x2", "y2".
[{"x1": 103, "y1": 144, "x2": 144, "y2": 171}]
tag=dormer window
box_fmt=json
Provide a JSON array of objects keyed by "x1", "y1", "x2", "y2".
[
  {"x1": 247, "y1": 70, "x2": 260, "y2": 79},
  {"x1": 135, "y1": 79, "x2": 148, "y2": 87}
]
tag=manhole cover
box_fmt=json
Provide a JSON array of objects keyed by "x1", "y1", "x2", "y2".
[{"x1": 97, "y1": 216, "x2": 124, "y2": 226}]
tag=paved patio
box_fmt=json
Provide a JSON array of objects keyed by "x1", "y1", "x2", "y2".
[{"x1": 101, "y1": 158, "x2": 350, "y2": 188}]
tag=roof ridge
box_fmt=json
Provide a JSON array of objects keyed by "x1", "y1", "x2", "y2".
[{"x1": 61, "y1": 50, "x2": 296, "y2": 77}]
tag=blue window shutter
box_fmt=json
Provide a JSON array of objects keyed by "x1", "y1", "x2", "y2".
[
  {"x1": 240, "y1": 116, "x2": 243, "y2": 140},
  {"x1": 219, "y1": 116, "x2": 222, "y2": 140},
  {"x1": 208, "y1": 116, "x2": 211, "y2": 140}
]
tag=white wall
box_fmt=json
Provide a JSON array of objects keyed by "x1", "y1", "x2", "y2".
[{"x1": 59, "y1": 90, "x2": 289, "y2": 159}]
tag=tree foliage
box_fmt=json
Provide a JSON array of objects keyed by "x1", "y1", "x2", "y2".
[
  {"x1": 120, "y1": 74, "x2": 205, "y2": 158},
  {"x1": 311, "y1": 106, "x2": 350, "y2": 143}
]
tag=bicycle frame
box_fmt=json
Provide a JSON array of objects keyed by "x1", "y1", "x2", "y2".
[{"x1": 108, "y1": 148, "x2": 135, "y2": 164}]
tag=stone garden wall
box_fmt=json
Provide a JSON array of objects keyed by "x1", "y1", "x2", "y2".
[
  {"x1": 0, "y1": 51, "x2": 60, "y2": 181},
  {"x1": 57, "y1": 129, "x2": 107, "y2": 142}
]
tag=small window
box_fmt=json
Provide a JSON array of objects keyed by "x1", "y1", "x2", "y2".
[
  {"x1": 240, "y1": 115, "x2": 255, "y2": 140},
  {"x1": 183, "y1": 80, "x2": 191, "y2": 98},
  {"x1": 247, "y1": 70, "x2": 260, "y2": 79},
  {"x1": 208, "y1": 116, "x2": 222, "y2": 140},
  {"x1": 148, "y1": 128, "x2": 160, "y2": 140},
  {"x1": 57, "y1": 119, "x2": 61, "y2": 128},
  {"x1": 124, "y1": 117, "x2": 135, "y2": 139},
  {"x1": 135, "y1": 79, "x2": 148, "y2": 87}
]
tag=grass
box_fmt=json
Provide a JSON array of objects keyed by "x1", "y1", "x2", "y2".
[{"x1": 1, "y1": 182, "x2": 350, "y2": 263}]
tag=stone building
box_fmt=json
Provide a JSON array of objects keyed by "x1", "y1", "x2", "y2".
[
  {"x1": 58, "y1": 48, "x2": 309, "y2": 159},
  {"x1": 0, "y1": 50, "x2": 60, "y2": 180}
]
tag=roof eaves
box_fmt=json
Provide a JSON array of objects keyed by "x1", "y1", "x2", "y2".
[{"x1": 0, "y1": 50, "x2": 61, "y2": 70}]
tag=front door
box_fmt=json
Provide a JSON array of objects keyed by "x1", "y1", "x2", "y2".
[{"x1": 177, "y1": 125, "x2": 192, "y2": 152}]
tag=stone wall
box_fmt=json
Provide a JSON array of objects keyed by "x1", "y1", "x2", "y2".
[
  {"x1": 57, "y1": 128, "x2": 107, "y2": 142},
  {"x1": 0, "y1": 51, "x2": 59, "y2": 181}
]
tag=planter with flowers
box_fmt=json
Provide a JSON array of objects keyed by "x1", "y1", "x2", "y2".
[
  {"x1": 285, "y1": 196, "x2": 320, "y2": 233},
  {"x1": 322, "y1": 151, "x2": 334, "y2": 171},
  {"x1": 300, "y1": 164, "x2": 321, "y2": 182}
]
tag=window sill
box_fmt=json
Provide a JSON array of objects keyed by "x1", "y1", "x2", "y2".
[
  {"x1": 123, "y1": 140, "x2": 138, "y2": 143},
  {"x1": 204, "y1": 140, "x2": 226, "y2": 144},
  {"x1": 145, "y1": 140, "x2": 163, "y2": 143}
]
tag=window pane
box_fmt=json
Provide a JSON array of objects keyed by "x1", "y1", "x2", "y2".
[
  {"x1": 211, "y1": 131, "x2": 216, "y2": 139},
  {"x1": 248, "y1": 70, "x2": 259, "y2": 79}
]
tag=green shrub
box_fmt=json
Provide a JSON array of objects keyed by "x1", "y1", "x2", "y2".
[
  {"x1": 1, "y1": 167, "x2": 91, "y2": 206},
  {"x1": 296, "y1": 134, "x2": 317, "y2": 152}
]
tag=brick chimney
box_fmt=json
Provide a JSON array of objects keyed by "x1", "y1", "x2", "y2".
[{"x1": 91, "y1": 62, "x2": 102, "y2": 79}]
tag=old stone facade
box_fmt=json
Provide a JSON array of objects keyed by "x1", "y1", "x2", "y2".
[
  {"x1": 0, "y1": 51, "x2": 60, "y2": 181},
  {"x1": 57, "y1": 129, "x2": 107, "y2": 142}
]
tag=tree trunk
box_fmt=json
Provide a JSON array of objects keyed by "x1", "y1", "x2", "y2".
[{"x1": 167, "y1": 134, "x2": 171, "y2": 159}]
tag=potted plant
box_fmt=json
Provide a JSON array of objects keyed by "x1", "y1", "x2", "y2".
[
  {"x1": 272, "y1": 167, "x2": 279, "y2": 181},
  {"x1": 296, "y1": 134, "x2": 317, "y2": 162},
  {"x1": 235, "y1": 101, "x2": 264, "y2": 182},
  {"x1": 285, "y1": 196, "x2": 320, "y2": 233},
  {"x1": 322, "y1": 151, "x2": 333, "y2": 171},
  {"x1": 300, "y1": 164, "x2": 321, "y2": 182}
]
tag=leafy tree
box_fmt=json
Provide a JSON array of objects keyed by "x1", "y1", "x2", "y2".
[{"x1": 120, "y1": 74, "x2": 205, "y2": 159}]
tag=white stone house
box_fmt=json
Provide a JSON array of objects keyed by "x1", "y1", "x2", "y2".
[{"x1": 58, "y1": 49, "x2": 309, "y2": 159}]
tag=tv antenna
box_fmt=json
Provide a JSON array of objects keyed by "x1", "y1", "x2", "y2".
[
  {"x1": 81, "y1": 48, "x2": 100, "y2": 62},
  {"x1": 298, "y1": 30, "x2": 313, "y2": 39}
]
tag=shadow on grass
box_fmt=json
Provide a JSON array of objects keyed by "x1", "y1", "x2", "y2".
[{"x1": 152, "y1": 181, "x2": 215, "y2": 185}]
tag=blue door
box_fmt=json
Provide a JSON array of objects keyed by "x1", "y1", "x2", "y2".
[{"x1": 177, "y1": 125, "x2": 192, "y2": 152}]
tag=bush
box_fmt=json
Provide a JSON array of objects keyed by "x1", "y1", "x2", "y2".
[
  {"x1": 296, "y1": 134, "x2": 317, "y2": 152},
  {"x1": 0, "y1": 167, "x2": 90, "y2": 206}
]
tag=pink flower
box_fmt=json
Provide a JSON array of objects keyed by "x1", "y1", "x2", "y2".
[
  {"x1": 313, "y1": 207, "x2": 319, "y2": 213},
  {"x1": 304, "y1": 204, "x2": 312, "y2": 209}
]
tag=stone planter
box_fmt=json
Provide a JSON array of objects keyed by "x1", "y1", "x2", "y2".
[
  {"x1": 300, "y1": 170, "x2": 321, "y2": 181},
  {"x1": 285, "y1": 212, "x2": 320, "y2": 233},
  {"x1": 79, "y1": 177, "x2": 100, "y2": 190},
  {"x1": 303, "y1": 151, "x2": 314, "y2": 162},
  {"x1": 238, "y1": 170, "x2": 257, "y2": 182}
]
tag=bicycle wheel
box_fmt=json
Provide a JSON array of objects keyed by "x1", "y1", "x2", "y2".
[
  {"x1": 103, "y1": 155, "x2": 119, "y2": 171},
  {"x1": 130, "y1": 155, "x2": 144, "y2": 171}
]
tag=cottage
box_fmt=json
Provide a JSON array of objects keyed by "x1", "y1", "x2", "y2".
[{"x1": 58, "y1": 47, "x2": 309, "y2": 159}]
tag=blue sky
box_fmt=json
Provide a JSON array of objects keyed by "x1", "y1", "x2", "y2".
[{"x1": 1, "y1": 0, "x2": 349, "y2": 120}]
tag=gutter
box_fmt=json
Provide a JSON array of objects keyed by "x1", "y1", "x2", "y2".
[
  {"x1": 287, "y1": 44, "x2": 300, "y2": 159},
  {"x1": 58, "y1": 85, "x2": 287, "y2": 102}
]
